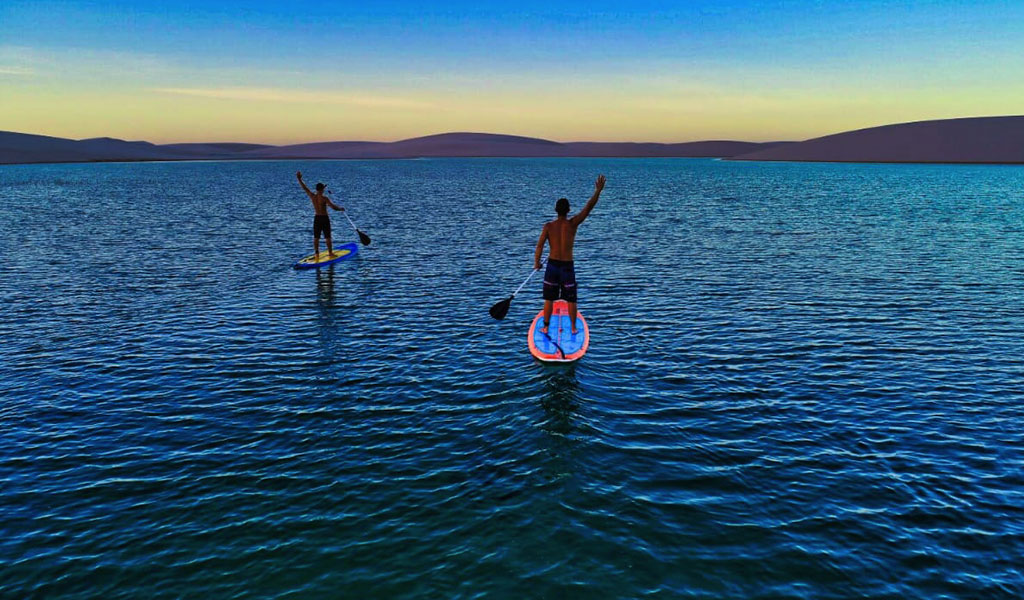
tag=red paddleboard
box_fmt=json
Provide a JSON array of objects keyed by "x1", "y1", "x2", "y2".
[{"x1": 528, "y1": 300, "x2": 589, "y2": 362}]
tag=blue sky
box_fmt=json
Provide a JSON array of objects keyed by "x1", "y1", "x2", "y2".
[{"x1": 2, "y1": 1, "x2": 1023, "y2": 142}]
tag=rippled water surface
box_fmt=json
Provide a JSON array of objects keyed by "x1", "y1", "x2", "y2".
[{"x1": 3, "y1": 158, "x2": 1024, "y2": 598}]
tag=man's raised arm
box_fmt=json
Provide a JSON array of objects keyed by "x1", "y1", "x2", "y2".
[
  {"x1": 571, "y1": 174, "x2": 606, "y2": 226},
  {"x1": 296, "y1": 171, "x2": 314, "y2": 199}
]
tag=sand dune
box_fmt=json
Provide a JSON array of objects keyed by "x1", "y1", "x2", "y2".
[
  {"x1": 0, "y1": 130, "x2": 788, "y2": 164},
  {"x1": 160, "y1": 143, "x2": 273, "y2": 158},
  {"x1": 241, "y1": 133, "x2": 785, "y2": 160},
  {"x1": 563, "y1": 140, "x2": 778, "y2": 158},
  {"x1": 7, "y1": 118, "x2": 1024, "y2": 165},
  {"x1": 733, "y1": 116, "x2": 1024, "y2": 163},
  {"x1": 0, "y1": 132, "x2": 178, "y2": 163}
]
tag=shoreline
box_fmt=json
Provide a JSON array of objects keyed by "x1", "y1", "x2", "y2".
[
  {"x1": 6, "y1": 156, "x2": 1024, "y2": 167},
  {"x1": 0, "y1": 155, "x2": 735, "y2": 167},
  {"x1": 7, "y1": 115, "x2": 1024, "y2": 166}
]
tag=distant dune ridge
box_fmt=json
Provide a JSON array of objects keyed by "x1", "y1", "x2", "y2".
[
  {"x1": 0, "y1": 130, "x2": 786, "y2": 164},
  {"x1": 2, "y1": 116, "x2": 1024, "y2": 164},
  {"x1": 732, "y1": 116, "x2": 1024, "y2": 163},
  {"x1": 0, "y1": 131, "x2": 265, "y2": 164}
]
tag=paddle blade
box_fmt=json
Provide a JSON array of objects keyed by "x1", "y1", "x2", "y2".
[
  {"x1": 489, "y1": 296, "x2": 512, "y2": 320},
  {"x1": 357, "y1": 229, "x2": 371, "y2": 246}
]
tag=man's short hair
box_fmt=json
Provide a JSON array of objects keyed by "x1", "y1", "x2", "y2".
[
  {"x1": 555, "y1": 197, "x2": 570, "y2": 216},
  {"x1": 315, "y1": 183, "x2": 326, "y2": 192}
]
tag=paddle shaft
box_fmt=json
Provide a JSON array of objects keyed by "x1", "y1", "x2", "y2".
[
  {"x1": 512, "y1": 269, "x2": 539, "y2": 298},
  {"x1": 326, "y1": 189, "x2": 368, "y2": 240},
  {"x1": 342, "y1": 211, "x2": 360, "y2": 232}
]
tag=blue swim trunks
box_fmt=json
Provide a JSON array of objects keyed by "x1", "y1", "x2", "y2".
[{"x1": 543, "y1": 259, "x2": 577, "y2": 303}]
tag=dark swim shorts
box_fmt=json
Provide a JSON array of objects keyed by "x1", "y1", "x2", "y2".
[
  {"x1": 543, "y1": 259, "x2": 577, "y2": 303},
  {"x1": 313, "y1": 215, "x2": 331, "y2": 238}
]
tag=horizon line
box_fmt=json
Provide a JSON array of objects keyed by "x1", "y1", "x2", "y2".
[
  {"x1": 5, "y1": 113, "x2": 1021, "y2": 147},
  {"x1": 0, "y1": 128, "x2": 795, "y2": 147}
]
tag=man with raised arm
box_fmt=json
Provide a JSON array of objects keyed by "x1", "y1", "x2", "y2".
[
  {"x1": 533, "y1": 174, "x2": 606, "y2": 335},
  {"x1": 296, "y1": 171, "x2": 343, "y2": 261}
]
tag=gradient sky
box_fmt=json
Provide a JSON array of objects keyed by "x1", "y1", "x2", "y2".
[{"x1": 2, "y1": 0, "x2": 1023, "y2": 143}]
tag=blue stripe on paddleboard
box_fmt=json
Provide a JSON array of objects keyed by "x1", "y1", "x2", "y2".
[
  {"x1": 534, "y1": 322, "x2": 558, "y2": 355},
  {"x1": 556, "y1": 314, "x2": 586, "y2": 355}
]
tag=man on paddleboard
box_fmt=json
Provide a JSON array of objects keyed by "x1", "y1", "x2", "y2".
[
  {"x1": 534, "y1": 174, "x2": 606, "y2": 335},
  {"x1": 297, "y1": 171, "x2": 344, "y2": 260}
]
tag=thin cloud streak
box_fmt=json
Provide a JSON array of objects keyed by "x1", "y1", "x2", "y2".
[
  {"x1": 0, "y1": 66, "x2": 33, "y2": 76},
  {"x1": 152, "y1": 87, "x2": 434, "y2": 109}
]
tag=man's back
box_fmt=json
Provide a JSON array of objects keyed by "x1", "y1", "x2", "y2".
[
  {"x1": 311, "y1": 194, "x2": 330, "y2": 216},
  {"x1": 545, "y1": 217, "x2": 578, "y2": 262}
]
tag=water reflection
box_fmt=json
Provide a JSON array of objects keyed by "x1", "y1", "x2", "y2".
[
  {"x1": 539, "y1": 365, "x2": 580, "y2": 436},
  {"x1": 315, "y1": 265, "x2": 336, "y2": 308},
  {"x1": 536, "y1": 365, "x2": 584, "y2": 489},
  {"x1": 314, "y1": 266, "x2": 339, "y2": 352}
]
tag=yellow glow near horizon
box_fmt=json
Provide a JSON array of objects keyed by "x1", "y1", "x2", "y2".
[{"x1": 3, "y1": 53, "x2": 1024, "y2": 145}]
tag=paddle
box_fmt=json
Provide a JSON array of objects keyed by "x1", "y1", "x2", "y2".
[
  {"x1": 328, "y1": 189, "x2": 372, "y2": 246},
  {"x1": 343, "y1": 212, "x2": 372, "y2": 246},
  {"x1": 489, "y1": 269, "x2": 539, "y2": 320}
]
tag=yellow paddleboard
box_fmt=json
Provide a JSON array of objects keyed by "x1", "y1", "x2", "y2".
[{"x1": 293, "y1": 242, "x2": 359, "y2": 269}]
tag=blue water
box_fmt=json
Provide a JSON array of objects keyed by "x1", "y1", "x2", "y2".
[{"x1": 2, "y1": 158, "x2": 1024, "y2": 598}]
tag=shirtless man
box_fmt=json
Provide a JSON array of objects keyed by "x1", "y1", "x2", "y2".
[
  {"x1": 296, "y1": 171, "x2": 343, "y2": 260},
  {"x1": 533, "y1": 174, "x2": 606, "y2": 334}
]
